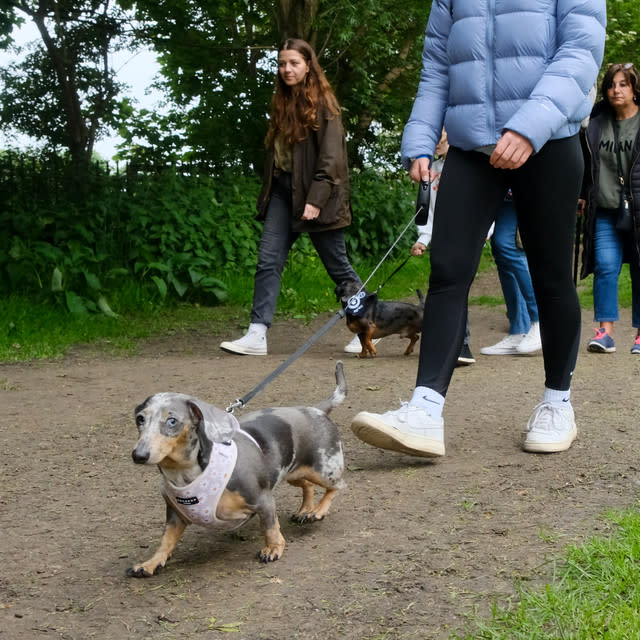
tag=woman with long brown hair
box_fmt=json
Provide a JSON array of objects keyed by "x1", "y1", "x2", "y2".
[{"x1": 221, "y1": 38, "x2": 361, "y2": 356}]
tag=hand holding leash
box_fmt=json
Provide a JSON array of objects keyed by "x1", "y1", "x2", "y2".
[{"x1": 415, "y1": 180, "x2": 431, "y2": 226}]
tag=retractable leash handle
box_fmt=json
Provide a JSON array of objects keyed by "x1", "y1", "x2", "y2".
[{"x1": 415, "y1": 179, "x2": 431, "y2": 226}]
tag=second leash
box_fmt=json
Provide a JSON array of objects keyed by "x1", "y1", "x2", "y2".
[{"x1": 226, "y1": 180, "x2": 432, "y2": 413}]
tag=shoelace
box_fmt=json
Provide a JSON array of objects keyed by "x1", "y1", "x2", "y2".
[
  {"x1": 593, "y1": 328, "x2": 607, "y2": 339},
  {"x1": 526, "y1": 402, "x2": 566, "y2": 433},
  {"x1": 389, "y1": 401, "x2": 411, "y2": 423},
  {"x1": 635, "y1": 336, "x2": 640, "y2": 346}
]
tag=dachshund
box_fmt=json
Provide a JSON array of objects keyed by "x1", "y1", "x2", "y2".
[
  {"x1": 127, "y1": 363, "x2": 346, "y2": 577},
  {"x1": 335, "y1": 280, "x2": 424, "y2": 358}
]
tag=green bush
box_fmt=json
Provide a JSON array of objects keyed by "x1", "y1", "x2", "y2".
[{"x1": 0, "y1": 153, "x2": 419, "y2": 315}]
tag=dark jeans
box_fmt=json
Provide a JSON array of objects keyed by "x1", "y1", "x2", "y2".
[
  {"x1": 417, "y1": 136, "x2": 583, "y2": 395},
  {"x1": 251, "y1": 174, "x2": 360, "y2": 327}
]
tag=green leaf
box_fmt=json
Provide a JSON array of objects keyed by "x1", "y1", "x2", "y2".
[
  {"x1": 84, "y1": 271, "x2": 102, "y2": 291},
  {"x1": 51, "y1": 267, "x2": 63, "y2": 292},
  {"x1": 168, "y1": 274, "x2": 188, "y2": 297},
  {"x1": 65, "y1": 291, "x2": 89, "y2": 314},
  {"x1": 151, "y1": 276, "x2": 168, "y2": 297},
  {"x1": 97, "y1": 295, "x2": 119, "y2": 318}
]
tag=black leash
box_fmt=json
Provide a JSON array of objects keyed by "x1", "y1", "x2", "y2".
[
  {"x1": 226, "y1": 180, "x2": 431, "y2": 413},
  {"x1": 373, "y1": 255, "x2": 411, "y2": 293}
]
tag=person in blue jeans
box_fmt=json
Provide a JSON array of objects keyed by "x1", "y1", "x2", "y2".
[
  {"x1": 580, "y1": 62, "x2": 640, "y2": 355},
  {"x1": 481, "y1": 195, "x2": 542, "y2": 356}
]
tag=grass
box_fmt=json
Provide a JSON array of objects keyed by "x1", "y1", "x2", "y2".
[
  {"x1": 453, "y1": 506, "x2": 640, "y2": 639},
  {"x1": 0, "y1": 244, "x2": 476, "y2": 361},
  {"x1": 1, "y1": 245, "x2": 634, "y2": 362}
]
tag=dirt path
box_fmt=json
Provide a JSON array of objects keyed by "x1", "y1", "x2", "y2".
[{"x1": 1, "y1": 269, "x2": 639, "y2": 639}]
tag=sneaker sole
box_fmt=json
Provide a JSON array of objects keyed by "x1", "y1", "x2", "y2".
[
  {"x1": 351, "y1": 414, "x2": 445, "y2": 458},
  {"x1": 343, "y1": 345, "x2": 363, "y2": 354},
  {"x1": 479, "y1": 348, "x2": 519, "y2": 356},
  {"x1": 344, "y1": 338, "x2": 380, "y2": 354},
  {"x1": 515, "y1": 345, "x2": 542, "y2": 354},
  {"x1": 220, "y1": 342, "x2": 267, "y2": 356},
  {"x1": 522, "y1": 424, "x2": 577, "y2": 453},
  {"x1": 456, "y1": 357, "x2": 476, "y2": 365},
  {"x1": 587, "y1": 343, "x2": 615, "y2": 353}
]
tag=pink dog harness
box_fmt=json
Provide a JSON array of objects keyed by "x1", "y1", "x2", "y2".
[{"x1": 163, "y1": 428, "x2": 259, "y2": 530}]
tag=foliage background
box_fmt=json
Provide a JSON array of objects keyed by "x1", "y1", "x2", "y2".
[{"x1": 0, "y1": 0, "x2": 638, "y2": 321}]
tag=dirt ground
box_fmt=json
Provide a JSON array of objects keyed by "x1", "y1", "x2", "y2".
[{"x1": 2, "y1": 268, "x2": 639, "y2": 640}]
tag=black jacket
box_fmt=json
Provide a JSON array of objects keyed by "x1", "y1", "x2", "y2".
[
  {"x1": 580, "y1": 100, "x2": 640, "y2": 279},
  {"x1": 256, "y1": 107, "x2": 352, "y2": 233}
]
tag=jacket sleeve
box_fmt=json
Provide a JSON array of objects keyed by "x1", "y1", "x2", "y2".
[
  {"x1": 401, "y1": 0, "x2": 452, "y2": 170},
  {"x1": 503, "y1": 0, "x2": 606, "y2": 152},
  {"x1": 305, "y1": 112, "x2": 348, "y2": 209}
]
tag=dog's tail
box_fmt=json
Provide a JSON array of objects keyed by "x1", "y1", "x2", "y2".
[
  {"x1": 417, "y1": 289, "x2": 425, "y2": 306},
  {"x1": 315, "y1": 361, "x2": 347, "y2": 414}
]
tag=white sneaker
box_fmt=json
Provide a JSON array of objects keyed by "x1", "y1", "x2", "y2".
[
  {"x1": 516, "y1": 322, "x2": 542, "y2": 354},
  {"x1": 344, "y1": 335, "x2": 381, "y2": 353},
  {"x1": 523, "y1": 401, "x2": 577, "y2": 453},
  {"x1": 480, "y1": 333, "x2": 524, "y2": 355},
  {"x1": 220, "y1": 325, "x2": 267, "y2": 355},
  {"x1": 351, "y1": 403, "x2": 445, "y2": 457}
]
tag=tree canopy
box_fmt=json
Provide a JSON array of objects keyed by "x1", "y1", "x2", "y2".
[
  {"x1": 1, "y1": 0, "x2": 639, "y2": 171},
  {"x1": 0, "y1": 0, "x2": 135, "y2": 164}
]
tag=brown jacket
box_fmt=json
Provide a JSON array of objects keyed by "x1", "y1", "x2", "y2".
[{"x1": 256, "y1": 107, "x2": 352, "y2": 233}]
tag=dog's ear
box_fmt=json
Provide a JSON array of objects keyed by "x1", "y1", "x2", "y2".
[
  {"x1": 134, "y1": 395, "x2": 153, "y2": 416},
  {"x1": 186, "y1": 401, "x2": 213, "y2": 469},
  {"x1": 186, "y1": 400, "x2": 238, "y2": 444}
]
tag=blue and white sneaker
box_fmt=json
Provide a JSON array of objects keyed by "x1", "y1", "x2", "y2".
[
  {"x1": 587, "y1": 328, "x2": 615, "y2": 353},
  {"x1": 632, "y1": 336, "x2": 640, "y2": 355}
]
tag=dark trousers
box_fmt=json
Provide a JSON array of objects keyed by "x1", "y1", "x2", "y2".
[
  {"x1": 251, "y1": 174, "x2": 360, "y2": 327},
  {"x1": 418, "y1": 135, "x2": 583, "y2": 395}
]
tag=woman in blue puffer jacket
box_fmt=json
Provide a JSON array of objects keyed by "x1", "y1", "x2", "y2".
[{"x1": 351, "y1": 0, "x2": 606, "y2": 458}]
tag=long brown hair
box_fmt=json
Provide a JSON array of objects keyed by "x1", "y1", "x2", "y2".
[{"x1": 265, "y1": 39, "x2": 340, "y2": 148}]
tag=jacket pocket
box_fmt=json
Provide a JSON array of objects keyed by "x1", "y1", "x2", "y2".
[{"x1": 314, "y1": 184, "x2": 349, "y2": 226}]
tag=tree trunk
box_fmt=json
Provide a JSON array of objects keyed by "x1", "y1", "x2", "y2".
[
  {"x1": 276, "y1": 0, "x2": 319, "y2": 45},
  {"x1": 32, "y1": 13, "x2": 90, "y2": 164}
]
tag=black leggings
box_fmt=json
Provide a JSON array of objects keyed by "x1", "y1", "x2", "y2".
[{"x1": 417, "y1": 135, "x2": 583, "y2": 395}]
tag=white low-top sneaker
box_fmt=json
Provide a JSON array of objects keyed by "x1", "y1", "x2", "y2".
[
  {"x1": 220, "y1": 328, "x2": 267, "y2": 355},
  {"x1": 516, "y1": 322, "x2": 542, "y2": 354},
  {"x1": 343, "y1": 335, "x2": 381, "y2": 354},
  {"x1": 351, "y1": 403, "x2": 445, "y2": 457},
  {"x1": 480, "y1": 333, "x2": 524, "y2": 355},
  {"x1": 523, "y1": 401, "x2": 577, "y2": 453}
]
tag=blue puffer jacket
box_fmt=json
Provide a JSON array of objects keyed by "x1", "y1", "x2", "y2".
[{"x1": 401, "y1": 0, "x2": 606, "y2": 168}]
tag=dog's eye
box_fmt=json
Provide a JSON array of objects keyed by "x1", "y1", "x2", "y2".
[
  {"x1": 136, "y1": 415, "x2": 145, "y2": 427},
  {"x1": 166, "y1": 417, "x2": 178, "y2": 428}
]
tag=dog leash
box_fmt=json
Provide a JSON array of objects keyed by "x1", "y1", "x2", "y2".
[
  {"x1": 372, "y1": 255, "x2": 411, "y2": 294},
  {"x1": 225, "y1": 180, "x2": 431, "y2": 413}
]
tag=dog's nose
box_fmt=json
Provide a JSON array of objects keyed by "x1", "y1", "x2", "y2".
[{"x1": 132, "y1": 448, "x2": 149, "y2": 464}]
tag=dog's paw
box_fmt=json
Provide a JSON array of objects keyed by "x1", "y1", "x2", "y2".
[
  {"x1": 126, "y1": 562, "x2": 164, "y2": 578},
  {"x1": 290, "y1": 512, "x2": 324, "y2": 525},
  {"x1": 256, "y1": 546, "x2": 283, "y2": 563}
]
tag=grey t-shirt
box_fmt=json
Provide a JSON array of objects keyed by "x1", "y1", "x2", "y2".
[{"x1": 597, "y1": 110, "x2": 640, "y2": 209}]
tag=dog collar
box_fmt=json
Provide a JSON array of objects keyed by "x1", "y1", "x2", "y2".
[
  {"x1": 163, "y1": 440, "x2": 249, "y2": 530},
  {"x1": 343, "y1": 291, "x2": 367, "y2": 317}
]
